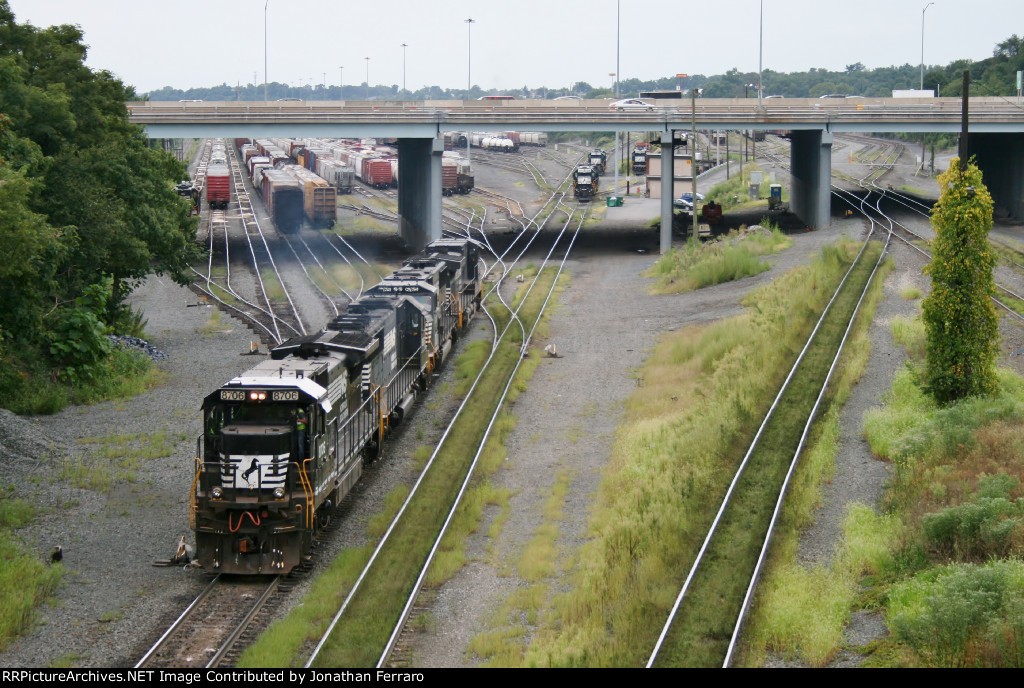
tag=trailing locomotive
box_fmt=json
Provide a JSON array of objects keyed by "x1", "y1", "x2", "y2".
[
  {"x1": 191, "y1": 237, "x2": 482, "y2": 574},
  {"x1": 573, "y1": 164, "x2": 598, "y2": 200}
]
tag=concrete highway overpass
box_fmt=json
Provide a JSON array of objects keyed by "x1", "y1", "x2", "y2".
[{"x1": 129, "y1": 97, "x2": 1024, "y2": 251}]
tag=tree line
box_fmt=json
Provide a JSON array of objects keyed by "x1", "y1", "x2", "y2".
[
  {"x1": 144, "y1": 35, "x2": 1024, "y2": 102},
  {"x1": 0, "y1": 1, "x2": 196, "y2": 411}
]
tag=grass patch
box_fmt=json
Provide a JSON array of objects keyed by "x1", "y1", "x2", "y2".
[
  {"x1": 260, "y1": 271, "x2": 286, "y2": 301},
  {"x1": 0, "y1": 347, "x2": 163, "y2": 415},
  {"x1": 0, "y1": 484, "x2": 64, "y2": 651},
  {"x1": 645, "y1": 222, "x2": 792, "y2": 294},
  {"x1": 900, "y1": 285, "x2": 923, "y2": 300},
  {"x1": 701, "y1": 163, "x2": 780, "y2": 213}
]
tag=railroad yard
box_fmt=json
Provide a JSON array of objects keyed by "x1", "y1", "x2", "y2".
[{"x1": 5, "y1": 130, "x2": 1024, "y2": 669}]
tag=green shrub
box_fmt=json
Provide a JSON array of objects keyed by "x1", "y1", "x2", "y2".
[
  {"x1": 922, "y1": 474, "x2": 1024, "y2": 559},
  {"x1": 888, "y1": 560, "x2": 1024, "y2": 667}
]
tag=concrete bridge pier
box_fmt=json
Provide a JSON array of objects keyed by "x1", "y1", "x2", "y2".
[
  {"x1": 396, "y1": 137, "x2": 444, "y2": 250},
  {"x1": 973, "y1": 133, "x2": 1024, "y2": 221},
  {"x1": 660, "y1": 130, "x2": 675, "y2": 254},
  {"x1": 789, "y1": 130, "x2": 833, "y2": 230}
]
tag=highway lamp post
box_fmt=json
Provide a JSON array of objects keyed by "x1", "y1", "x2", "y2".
[
  {"x1": 401, "y1": 43, "x2": 408, "y2": 96},
  {"x1": 365, "y1": 57, "x2": 370, "y2": 100},
  {"x1": 339, "y1": 66, "x2": 343, "y2": 100},
  {"x1": 757, "y1": 0, "x2": 763, "y2": 110},
  {"x1": 613, "y1": 0, "x2": 621, "y2": 201},
  {"x1": 921, "y1": 2, "x2": 934, "y2": 90},
  {"x1": 465, "y1": 18, "x2": 474, "y2": 97},
  {"x1": 268, "y1": 0, "x2": 272, "y2": 101},
  {"x1": 921, "y1": 2, "x2": 935, "y2": 173},
  {"x1": 464, "y1": 18, "x2": 475, "y2": 164}
]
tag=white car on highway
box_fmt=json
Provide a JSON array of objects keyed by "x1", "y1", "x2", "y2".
[{"x1": 610, "y1": 98, "x2": 656, "y2": 112}]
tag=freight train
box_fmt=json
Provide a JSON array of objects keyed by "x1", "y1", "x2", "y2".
[
  {"x1": 191, "y1": 236, "x2": 483, "y2": 574},
  {"x1": 444, "y1": 131, "x2": 547, "y2": 151}
]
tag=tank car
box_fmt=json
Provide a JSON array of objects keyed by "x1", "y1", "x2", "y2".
[{"x1": 191, "y1": 237, "x2": 482, "y2": 574}]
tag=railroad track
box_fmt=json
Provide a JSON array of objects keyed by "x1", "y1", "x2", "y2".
[
  {"x1": 648, "y1": 166, "x2": 893, "y2": 668},
  {"x1": 301, "y1": 165, "x2": 587, "y2": 667},
  {"x1": 134, "y1": 575, "x2": 280, "y2": 669},
  {"x1": 643, "y1": 141, "x2": 1024, "y2": 666}
]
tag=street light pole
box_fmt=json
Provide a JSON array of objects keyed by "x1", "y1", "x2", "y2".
[
  {"x1": 921, "y1": 2, "x2": 934, "y2": 90},
  {"x1": 757, "y1": 0, "x2": 763, "y2": 110},
  {"x1": 268, "y1": 0, "x2": 272, "y2": 101},
  {"x1": 614, "y1": 0, "x2": 620, "y2": 201},
  {"x1": 465, "y1": 18, "x2": 475, "y2": 96},
  {"x1": 365, "y1": 57, "x2": 370, "y2": 100},
  {"x1": 401, "y1": 43, "x2": 408, "y2": 96},
  {"x1": 339, "y1": 66, "x2": 343, "y2": 100}
]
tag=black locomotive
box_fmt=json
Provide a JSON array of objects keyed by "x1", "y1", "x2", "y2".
[{"x1": 191, "y1": 237, "x2": 482, "y2": 574}]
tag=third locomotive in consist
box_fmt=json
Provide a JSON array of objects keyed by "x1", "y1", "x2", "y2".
[{"x1": 192, "y1": 237, "x2": 482, "y2": 574}]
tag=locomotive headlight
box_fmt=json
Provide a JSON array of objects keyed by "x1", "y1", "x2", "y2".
[
  {"x1": 211, "y1": 486, "x2": 223, "y2": 499},
  {"x1": 273, "y1": 487, "x2": 285, "y2": 499},
  {"x1": 249, "y1": 391, "x2": 267, "y2": 401}
]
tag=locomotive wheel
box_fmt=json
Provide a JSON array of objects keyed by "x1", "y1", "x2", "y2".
[
  {"x1": 317, "y1": 500, "x2": 333, "y2": 530},
  {"x1": 364, "y1": 437, "x2": 382, "y2": 463}
]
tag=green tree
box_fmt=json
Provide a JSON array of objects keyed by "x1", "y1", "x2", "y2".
[{"x1": 921, "y1": 158, "x2": 999, "y2": 403}]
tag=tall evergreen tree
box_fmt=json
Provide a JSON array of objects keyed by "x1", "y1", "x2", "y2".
[{"x1": 922, "y1": 158, "x2": 1000, "y2": 403}]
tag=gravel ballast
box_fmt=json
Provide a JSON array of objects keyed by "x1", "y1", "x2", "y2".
[{"x1": 5, "y1": 139, "x2": 1024, "y2": 669}]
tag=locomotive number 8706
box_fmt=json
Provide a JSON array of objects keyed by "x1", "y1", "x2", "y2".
[{"x1": 191, "y1": 237, "x2": 481, "y2": 574}]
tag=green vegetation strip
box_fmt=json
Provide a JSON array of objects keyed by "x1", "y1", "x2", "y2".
[
  {"x1": 738, "y1": 259, "x2": 890, "y2": 667},
  {"x1": 238, "y1": 268, "x2": 562, "y2": 667},
  {"x1": 653, "y1": 240, "x2": 883, "y2": 666},
  {"x1": 646, "y1": 223, "x2": 791, "y2": 294},
  {"x1": 470, "y1": 240, "x2": 876, "y2": 667},
  {"x1": 0, "y1": 488, "x2": 63, "y2": 651}
]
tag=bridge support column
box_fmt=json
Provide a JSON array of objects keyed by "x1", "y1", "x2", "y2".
[
  {"x1": 397, "y1": 137, "x2": 443, "y2": 250},
  {"x1": 660, "y1": 130, "x2": 675, "y2": 254},
  {"x1": 789, "y1": 130, "x2": 833, "y2": 230},
  {"x1": 973, "y1": 133, "x2": 1024, "y2": 221}
]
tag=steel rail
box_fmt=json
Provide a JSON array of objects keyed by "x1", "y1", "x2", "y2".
[
  {"x1": 724, "y1": 190, "x2": 893, "y2": 666},
  {"x1": 134, "y1": 575, "x2": 221, "y2": 667},
  {"x1": 376, "y1": 208, "x2": 587, "y2": 667},
  {"x1": 305, "y1": 161, "x2": 582, "y2": 668}
]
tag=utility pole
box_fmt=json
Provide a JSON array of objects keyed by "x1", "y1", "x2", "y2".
[
  {"x1": 959, "y1": 70, "x2": 970, "y2": 170},
  {"x1": 465, "y1": 18, "x2": 475, "y2": 96},
  {"x1": 268, "y1": 0, "x2": 272, "y2": 100},
  {"x1": 401, "y1": 43, "x2": 408, "y2": 96},
  {"x1": 691, "y1": 87, "x2": 699, "y2": 237}
]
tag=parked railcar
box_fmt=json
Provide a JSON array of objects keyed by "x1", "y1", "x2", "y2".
[
  {"x1": 206, "y1": 163, "x2": 231, "y2": 209},
  {"x1": 260, "y1": 169, "x2": 304, "y2": 232},
  {"x1": 192, "y1": 237, "x2": 482, "y2": 574},
  {"x1": 282, "y1": 164, "x2": 336, "y2": 227}
]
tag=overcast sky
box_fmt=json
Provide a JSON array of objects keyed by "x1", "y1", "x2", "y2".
[{"x1": 8, "y1": 1, "x2": 1023, "y2": 94}]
